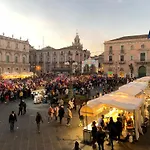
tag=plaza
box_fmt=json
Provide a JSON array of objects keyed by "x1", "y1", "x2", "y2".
[{"x1": 0, "y1": 99, "x2": 150, "y2": 150}]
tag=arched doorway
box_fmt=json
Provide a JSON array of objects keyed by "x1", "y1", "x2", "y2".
[
  {"x1": 138, "y1": 66, "x2": 146, "y2": 77},
  {"x1": 90, "y1": 64, "x2": 96, "y2": 74},
  {"x1": 83, "y1": 64, "x2": 89, "y2": 74}
]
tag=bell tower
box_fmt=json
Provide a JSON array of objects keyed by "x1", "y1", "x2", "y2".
[{"x1": 72, "y1": 31, "x2": 83, "y2": 49}]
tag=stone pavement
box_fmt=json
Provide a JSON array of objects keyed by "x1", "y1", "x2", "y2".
[{"x1": 0, "y1": 99, "x2": 150, "y2": 150}]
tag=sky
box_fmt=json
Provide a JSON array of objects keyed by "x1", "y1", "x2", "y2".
[{"x1": 0, "y1": 0, "x2": 150, "y2": 55}]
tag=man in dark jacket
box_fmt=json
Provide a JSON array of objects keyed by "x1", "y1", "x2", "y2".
[
  {"x1": 35, "y1": 112, "x2": 43, "y2": 133},
  {"x1": 58, "y1": 106, "x2": 65, "y2": 124},
  {"x1": 116, "y1": 117, "x2": 122, "y2": 141},
  {"x1": 22, "y1": 100, "x2": 26, "y2": 115},
  {"x1": 18, "y1": 101, "x2": 23, "y2": 116},
  {"x1": 9, "y1": 111, "x2": 17, "y2": 131},
  {"x1": 96, "y1": 126, "x2": 106, "y2": 150},
  {"x1": 107, "y1": 117, "x2": 117, "y2": 150}
]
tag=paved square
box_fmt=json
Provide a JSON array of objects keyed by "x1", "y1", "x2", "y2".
[{"x1": 0, "y1": 100, "x2": 150, "y2": 150}]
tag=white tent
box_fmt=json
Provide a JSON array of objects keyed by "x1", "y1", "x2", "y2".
[
  {"x1": 96, "y1": 93, "x2": 143, "y2": 110},
  {"x1": 80, "y1": 98, "x2": 104, "y2": 116},
  {"x1": 135, "y1": 76, "x2": 150, "y2": 82}
]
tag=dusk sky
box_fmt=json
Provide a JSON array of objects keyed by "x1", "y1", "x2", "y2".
[{"x1": 0, "y1": 0, "x2": 150, "y2": 55}]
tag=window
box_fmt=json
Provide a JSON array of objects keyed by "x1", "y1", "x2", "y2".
[
  {"x1": 109, "y1": 46, "x2": 113, "y2": 54},
  {"x1": 131, "y1": 56, "x2": 133, "y2": 60},
  {"x1": 141, "y1": 44, "x2": 145, "y2": 49},
  {"x1": 121, "y1": 45, "x2": 124, "y2": 50},
  {"x1": 140, "y1": 53, "x2": 145, "y2": 61},
  {"x1": 23, "y1": 57, "x2": 25, "y2": 64},
  {"x1": 16, "y1": 43, "x2": 18, "y2": 49},
  {"x1": 120, "y1": 55, "x2": 124, "y2": 61},
  {"x1": 7, "y1": 41, "x2": 10, "y2": 48},
  {"x1": 109, "y1": 56, "x2": 112, "y2": 62},
  {"x1": 15, "y1": 56, "x2": 18, "y2": 63},
  {"x1": 131, "y1": 45, "x2": 134, "y2": 50},
  {"x1": 23, "y1": 45, "x2": 26, "y2": 50},
  {"x1": 6, "y1": 55, "x2": 9, "y2": 63}
]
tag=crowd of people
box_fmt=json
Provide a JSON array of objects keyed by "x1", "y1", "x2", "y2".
[{"x1": 1, "y1": 73, "x2": 135, "y2": 150}]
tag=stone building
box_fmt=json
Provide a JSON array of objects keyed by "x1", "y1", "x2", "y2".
[
  {"x1": 29, "y1": 33, "x2": 90, "y2": 74},
  {"x1": 0, "y1": 34, "x2": 30, "y2": 74},
  {"x1": 103, "y1": 34, "x2": 150, "y2": 77}
]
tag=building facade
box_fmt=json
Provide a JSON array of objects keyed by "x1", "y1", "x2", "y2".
[
  {"x1": 30, "y1": 33, "x2": 90, "y2": 74},
  {"x1": 0, "y1": 34, "x2": 30, "y2": 74},
  {"x1": 104, "y1": 34, "x2": 150, "y2": 77}
]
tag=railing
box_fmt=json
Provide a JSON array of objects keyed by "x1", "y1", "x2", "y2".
[
  {"x1": 103, "y1": 61, "x2": 113, "y2": 64},
  {"x1": 134, "y1": 59, "x2": 150, "y2": 64},
  {"x1": 119, "y1": 60, "x2": 126, "y2": 64}
]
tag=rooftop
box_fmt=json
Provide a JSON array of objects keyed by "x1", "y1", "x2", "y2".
[{"x1": 110, "y1": 34, "x2": 148, "y2": 41}]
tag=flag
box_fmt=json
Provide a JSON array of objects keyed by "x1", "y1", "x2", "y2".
[{"x1": 148, "y1": 30, "x2": 150, "y2": 39}]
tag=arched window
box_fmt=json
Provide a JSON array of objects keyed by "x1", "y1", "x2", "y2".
[
  {"x1": 141, "y1": 44, "x2": 145, "y2": 49},
  {"x1": 6, "y1": 55, "x2": 9, "y2": 63},
  {"x1": 23, "y1": 57, "x2": 25, "y2": 64},
  {"x1": 15, "y1": 56, "x2": 18, "y2": 63}
]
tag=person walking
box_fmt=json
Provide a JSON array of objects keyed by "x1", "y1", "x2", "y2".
[
  {"x1": 73, "y1": 141, "x2": 81, "y2": 150},
  {"x1": 96, "y1": 126, "x2": 106, "y2": 150},
  {"x1": 48, "y1": 106, "x2": 54, "y2": 123},
  {"x1": 18, "y1": 101, "x2": 23, "y2": 116},
  {"x1": 58, "y1": 106, "x2": 65, "y2": 124},
  {"x1": 66, "y1": 107, "x2": 72, "y2": 126},
  {"x1": 9, "y1": 111, "x2": 17, "y2": 131},
  {"x1": 54, "y1": 105, "x2": 59, "y2": 121},
  {"x1": 22, "y1": 100, "x2": 26, "y2": 115},
  {"x1": 35, "y1": 112, "x2": 43, "y2": 133}
]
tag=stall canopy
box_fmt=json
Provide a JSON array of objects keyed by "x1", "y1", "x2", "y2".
[
  {"x1": 91, "y1": 93, "x2": 142, "y2": 111},
  {"x1": 118, "y1": 82, "x2": 147, "y2": 96},
  {"x1": 80, "y1": 98, "x2": 104, "y2": 116},
  {"x1": 135, "y1": 76, "x2": 150, "y2": 82}
]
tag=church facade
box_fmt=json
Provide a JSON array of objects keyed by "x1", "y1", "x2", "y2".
[{"x1": 29, "y1": 33, "x2": 90, "y2": 74}]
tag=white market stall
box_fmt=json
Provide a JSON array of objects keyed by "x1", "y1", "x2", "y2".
[{"x1": 81, "y1": 91, "x2": 145, "y2": 143}]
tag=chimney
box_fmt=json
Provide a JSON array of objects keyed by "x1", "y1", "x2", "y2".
[
  {"x1": 2, "y1": 32, "x2": 4, "y2": 36},
  {"x1": 12, "y1": 34, "x2": 14, "y2": 38},
  {"x1": 20, "y1": 37, "x2": 21, "y2": 40}
]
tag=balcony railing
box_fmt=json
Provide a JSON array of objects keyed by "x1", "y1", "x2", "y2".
[
  {"x1": 119, "y1": 60, "x2": 126, "y2": 64},
  {"x1": 103, "y1": 61, "x2": 113, "y2": 64},
  {"x1": 135, "y1": 59, "x2": 150, "y2": 64}
]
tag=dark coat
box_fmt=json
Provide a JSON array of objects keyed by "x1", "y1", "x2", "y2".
[
  {"x1": 9, "y1": 113, "x2": 17, "y2": 123},
  {"x1": 58, "y1": 107, "x2": 65, "y2": 117},
  {"x1": 36, "y1": 114, "x2": 43, "y2": 123},
  {"x1": 96, "y1": 130, "x2": 106, "y2": 143}
]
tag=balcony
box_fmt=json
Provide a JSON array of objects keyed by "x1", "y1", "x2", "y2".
[
  {"x1": 135, "y1": 59, "x2": 150, "y2": 64},
  {"x1": 119, "y1": 60, "x2": 126, "y2": 64},
  {"x1": 103, "y1": 61, "x2": 113, "y2": 64}
]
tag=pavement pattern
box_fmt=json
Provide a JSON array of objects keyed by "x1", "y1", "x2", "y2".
[{"x1": 0, "y1": 99, "x2": 150, "y2": 150}]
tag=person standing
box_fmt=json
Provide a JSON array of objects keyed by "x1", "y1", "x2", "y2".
[
  {"x1": 18, "y1": 101, "x2": 23, "y2": 116},
  {"x1": 35, "y1": 112, "x2": 43, "y2": 133},
  {"x1": 92, "y1": 121, "x2": 97, "y2": 145},
  {"x1": 66, "y1": 107, "x2": 72, "y2": 126},
  {"x1": 22, "y1": 100, "x2": 26, "y2": 115},
  {"x1": 54, "y1": 105, "x2": 59, "y2": 121},
  {"x1": 58, "y1": 106, "x2": 65, "y2": 124},
  {"x1": 96, "y1": 126, "x2": 106, "y2": 150},
  {"x1": 107, "y1": 117, "x2": 117, "y2": 150},
  {"x1": 9, "y1": 111, "x2": 17, "y2": 131},
  {"x1": 19, "y1": 91, "x2": 23, "y2": 101},
  {"x1": 48, "y1": 106, "x2": 54, "y2": 123},
  {"x1": 116, "y1": 117, "x2": 122, "y2": 141},
  {"x1": 98, "y1": 115, "x2": 105, "y2": 129}
]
